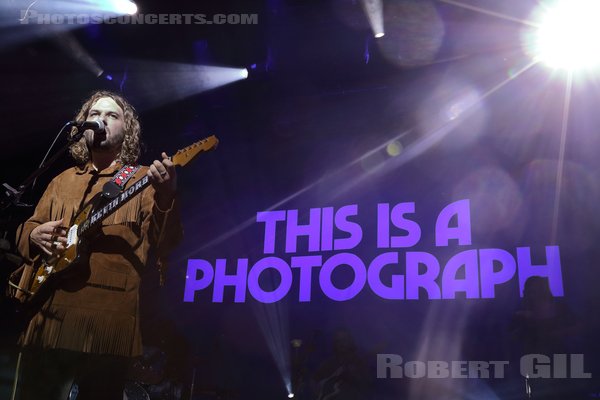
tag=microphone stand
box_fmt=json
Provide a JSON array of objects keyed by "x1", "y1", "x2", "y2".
[
  {"x1": 1, "y1": 121, "x2": 83, "y2": 211},
  {"x1": 0, "y1": 121, "x2": 86, "y2": 272}
]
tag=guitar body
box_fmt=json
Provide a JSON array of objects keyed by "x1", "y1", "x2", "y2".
[{"x1": 27, "y1": 200, "x2": 95, "y2": 302}]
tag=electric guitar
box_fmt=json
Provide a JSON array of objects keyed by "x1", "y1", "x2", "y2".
[{"x1": 14, "y1": 135, "x2": 218, "y2": 304}]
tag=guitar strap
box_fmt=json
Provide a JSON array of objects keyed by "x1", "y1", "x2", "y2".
[{"x1": 102, "y1": 164, "x2": 140, "y2": 199}]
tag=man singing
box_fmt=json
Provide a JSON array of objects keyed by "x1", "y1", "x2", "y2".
[{"x1": 11, "y1": 90, "x2": 183, "y2": 399}]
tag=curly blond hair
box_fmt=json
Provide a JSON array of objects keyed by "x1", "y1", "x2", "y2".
[{"x1": 69, "y1": 90, "x2": 141, "y2": 165}]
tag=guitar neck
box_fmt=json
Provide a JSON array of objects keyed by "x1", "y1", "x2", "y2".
[
  {"x1": 76, "y1": 134, "x2": 219, "y2": 237},
  {"x1": 79, "y1": 174, "x2": 151, "y2": 237}
]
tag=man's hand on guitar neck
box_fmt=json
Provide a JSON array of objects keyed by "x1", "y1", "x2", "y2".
[
  {"x1": 30, "y1": 219, "x2": 68, "y2": 256},
  {"x1": 148, "y1": 152, "x2": 178, "y2": 211}
]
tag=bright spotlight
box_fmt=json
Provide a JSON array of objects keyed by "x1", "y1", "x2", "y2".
[
  {"x1": 530, "y1": 0, "x2": 600, "y2": 70},
  {"x1": 361, "y1": 0, "x2": 384, "y2": 40},
  {"x1": 288, "y1": 393, "x2": 294, "y2": 399},
  {"x1": 127, "y1": 2, "x2": 138, "y2": 15},
  {"x1": 103, "y1": 60, "x2": 249, "y2": 109},
  {"x1": 114, "y1": 0, "x2": 138, "y2": 15},
  {"x1": 241, "y1": 68, "x2": 249, "y2": 79}
]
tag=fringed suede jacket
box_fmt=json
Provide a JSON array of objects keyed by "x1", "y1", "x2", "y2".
[{"x1": 15, "y1": 161, "x2": 183, "y2": 357}]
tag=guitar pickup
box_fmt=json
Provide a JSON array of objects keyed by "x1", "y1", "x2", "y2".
[{"x1": 67, "y1": 225, "x2": 78, "y2": 247}]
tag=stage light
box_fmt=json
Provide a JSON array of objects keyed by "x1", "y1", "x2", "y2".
[
  {"x1": 52, "y1": 31, "x2": 104, "y2": 77},
  {"x1": 107, "y1": 0, "x2": 138, "y2": 15},
  {"x1": 288, "y1": 393, "x2": 294, "y2": 399},
  {"x1": 117, "y1": 1, "x2": 138, "y2": 15},
  {"x1": 361, "y1": 0, "x2": 384, "y2": 40},
  {"x1": 529, "y1": 0, "x2": 600, "y2": 70},
  {"x1": 1, "y1": 0, "x2": 140, "y2": 48},
  {"x1": 99, "y1": 59, "x2": 249, "y2": 109}
]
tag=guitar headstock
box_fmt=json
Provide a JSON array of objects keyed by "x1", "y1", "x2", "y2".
[{"x1": 171, "y1": 135, "x2": 219, "y2": 167}]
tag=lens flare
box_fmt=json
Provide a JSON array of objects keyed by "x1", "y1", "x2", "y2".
[{"x1": 529, "y1": 0, "x2": 600, "y2": 70}]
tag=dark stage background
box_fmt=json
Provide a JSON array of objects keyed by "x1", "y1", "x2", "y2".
[{"x1": 1, "y1": 0, "x2": 600, "y2": 399}]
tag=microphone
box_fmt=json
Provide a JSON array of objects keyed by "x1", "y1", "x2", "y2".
[{"x1": 72, "y1": 120, "x2": 105, "y2": 133}]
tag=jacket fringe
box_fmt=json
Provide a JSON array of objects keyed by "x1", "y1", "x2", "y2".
[{"x1": 20, "y1": 305, "x2": 142, "y2": 356}]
